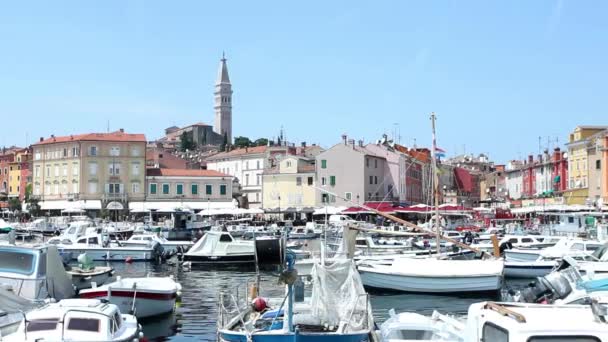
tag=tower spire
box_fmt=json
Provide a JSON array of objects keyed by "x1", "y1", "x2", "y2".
[{"x1": 214, "y1": 52, "x2": 233, "y2": 143}]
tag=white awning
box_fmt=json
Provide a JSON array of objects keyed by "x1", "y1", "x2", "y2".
[
  {"x1": 40, "y1": 200, "x2": 102, "y2": 211},
  {"x1": 312, "y1": 206, "x2": 348, "y2": 216},
  {"x1": 129, "y1": 200, "x2": 237, "y2": 212},
  {"x1": 198, "y1": 207, "x2": 261, "y2": 216}
]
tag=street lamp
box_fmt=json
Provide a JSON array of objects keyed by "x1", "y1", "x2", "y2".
[{"x1": 278, "y1": 195, "x2": 281, "y2": 221}]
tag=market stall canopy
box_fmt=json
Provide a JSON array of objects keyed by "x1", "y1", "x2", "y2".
[
  {"x1": 129, "y1": 200, "x2": 237, "y2": 212},
  {"x1": 342, "y1": 202, "x2": 407, "y2": 215},
  {"x1": 40, "y1": 200, "x2": 102, "y2": 211},
  {"x1": 312, "y1": 206, "x2": 348, "y2": 216},
  {"x1": 198, "y1": 207, "x2": 261, "y2": 216}
]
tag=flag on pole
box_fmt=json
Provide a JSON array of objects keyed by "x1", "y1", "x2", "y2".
[{"x1": 434, "y1": 147, "x2": 446, "y2": 159}]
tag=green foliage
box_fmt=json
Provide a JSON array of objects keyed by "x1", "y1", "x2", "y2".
[
  {"x1": 233, "y1": 136, "x2": 252, "y2": 148},
  {"x1": 254, "y1": 138, "x2": 269, "y2": 147},
  {"x1": 8, "y1": 198, "x2": 20, "y2": 212},
  {"x1": 179, "y1": 132, "x2": 196, "y2": 151}
]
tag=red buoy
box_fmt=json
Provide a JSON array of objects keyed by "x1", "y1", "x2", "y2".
[
  {"x1": 125, "y1": 256, "x2": 134, "y2": 263},
  {"x1": 251, "y1": 297, "x2": 267, "y2": 312}
]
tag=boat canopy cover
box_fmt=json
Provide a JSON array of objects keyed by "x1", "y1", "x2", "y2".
[{"x1": 309, "y1": 259, "x2": 371, "y2": 332}]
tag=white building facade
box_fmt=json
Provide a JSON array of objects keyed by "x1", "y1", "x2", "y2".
[
  {"x1": 505, "y1": 169, "x2": 523, "y2": 200},
  {"x1": 206, "y1": 146, "x2": 267, "y2": 208}
]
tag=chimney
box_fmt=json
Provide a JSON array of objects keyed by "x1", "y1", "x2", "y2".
[
  {"x1": 39, "y1": 137, "x2": 43, "y2": 142},
  {"x1": 342, "y1": 134, "x2": 347, "y2": 145},
  {"x1": 119, "y1": 128, "x2": 124, "y2": 133},
  {"x1": 348, "y1": 139, "x2": 355, "y2": 149},
  {"x1": 537, "y1": 154, "x2": 542, "y2": 163},
  {"x1": 358, "y1": 139, "x2": 364, "y2": 147},
  {"x1": 301, "y1": 142, "x2": 306, "y2": 148},
  {"x1": 528, "y1": 155, "x2": 533, "y2": 164}
]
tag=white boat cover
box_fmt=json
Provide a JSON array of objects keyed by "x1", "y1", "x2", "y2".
[
  {"x1": 309, "y1": 259, "x2": 370, "y2": 332},
  {"x1": 385, "y1": 258, "x2": 504, "y2": 277}
]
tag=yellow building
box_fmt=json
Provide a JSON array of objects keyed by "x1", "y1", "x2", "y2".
[
  {"x1": 32, "y1": 130, "x2": 146, "y2": 213},
  {"x1": 262, "y1": 156, "x2": 316, "y2": 216},
  {"x1": 564, "y1": 126, "x2": 608, "y2": 205},
  {"x1": 7, "y1": 149, "x2": 31, "y2": 201}
]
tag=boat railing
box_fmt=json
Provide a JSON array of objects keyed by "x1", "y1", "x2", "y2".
[
  {"x1": 0, "y1": 276, "x2": 50, "y2": 301},
  {"x1": 343, "y1": 293, "x2": 371, "y2": 332},
  {"x1": 217, "y1": 279, "x2": 254, "y2": 330}
]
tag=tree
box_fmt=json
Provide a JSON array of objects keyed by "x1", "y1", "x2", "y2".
[
  {"x1": 8, "y1": 197, "x2": 20, "y2": 212},
  {"x1": 221, "y1": 132, "x2": 229, "y2": 152},
  {"x1": 233, "y1": 136, "x2": 252, "y2": 148},
  {"x1": 254, "y1": 138, "x2": 269, "y2": 147},
  {"x1": 179, "y1": 132, "x2": 195, "y2": 152}
]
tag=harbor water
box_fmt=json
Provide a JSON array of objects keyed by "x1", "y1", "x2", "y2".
[{"x1": 107, "y1": 260, "x2": 529, "y2": 341}]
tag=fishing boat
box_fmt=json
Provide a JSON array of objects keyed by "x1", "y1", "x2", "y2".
[
  {"x1": 288, "y1": 226, "x2": 319, "y2": 240},
  {"x1": 0, "y1": 244, "x2": 74, "y2": 301},
  {"x1": 358, "y1": 256, "x2": 504, "y2": 293},
  {"x1": 64, "y1": 253, "x2": 115, "y2": 290},
  {"x1": 54, "y1": 233, "x2": 164, "y2": 261},
  {"x1": 217, "y1": 254, "x2": 374, "y2": 342},
  {"x1": 183, "y1": 230, "x2": 255, "y2": 265},
  {"x1": 2, "y1": 298, "x2": 143, "y2": 341},
  {"x1": 123, "y1": 233, "x2": 193, "y2": 254},
  {"x1": 79, "y1": 276, "x2": 181, "y2": 318}
]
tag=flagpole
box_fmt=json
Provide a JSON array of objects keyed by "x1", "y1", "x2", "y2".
[{"x1": 430, "y1": 112, "x2": 441, "y2": 257}]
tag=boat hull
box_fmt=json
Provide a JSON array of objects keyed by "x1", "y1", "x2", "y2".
[
  {"x1": 358, "y1": 268, "x2": 502, "y2": 293},
  {"x1": 504, "y1": 261, "x2": 557, "y2": 278},
  {"x1": 58, "y1": 247, "x2": 156, "y2": 261},
  {"x1": 183, "y1": 253, "x2": 256, "y2": 264},
  {"x1": 68, "y1": 268, "x2": 115, "y2": 290},
  {"x1": 80, "y1": 289, "x2": 176, "y2": 318},
  {"x1": 219, "y1": 330, "x2": 371, "y2": 342},
  {"x1": 504, "y1": 250, "x2": 542, "y2": 262}
]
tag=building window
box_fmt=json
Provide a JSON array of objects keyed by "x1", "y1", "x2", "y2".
[
  {"x1": 162, "y1": 184, "x2": 170, "y2": 195},
  {"x1": 73, "y1": 163, "x2": 79, "y2": 176},
  {"x1": 257, "y1": 174, "x2": 261, "y2": 185},
  {"x1": 330, "y1": 176, "x2": 336, "y2": 186},
  {"x1": 63, "y1": 164, "x2": 68, "y2": 176},
  {"x1": 368, "y1": 192, "x2": 372, "y2": 199},
  {"x1": 296, "y1": 177, "x2": 302, "y2": 186},
  {"x1": 89, "y1": 146, "x2": 97, "y2": 156},
  {"x1": 374, "y1": 159, "x2": 378, "y2": 168},
  {"x1": 72, "y1": 147, "x2": 79, "y2": 157},
  {"x1": 330, "y1": 195, "x2": 336, "y2": 202},
  {"x1": 88, "y1": 182, "x2": 97, "y2": 194},
  {"x1": 110, "y1": 146, "x2": 120, "y2": 156},
  {"x1": 321, "y1": 177, "x2": 326, "y2": 186},
  {"x1": 307, "y1": 177, "x2": 313, "y2": 186},
  {"x1": 150, "y1": 183, "x2": 157, "y2": 195},
  {"x1": 369, "y1": 176, "x2": 373, "y2": 185},
  {"x1": 35, "y1": 166, "x2": 40, "y2": 178},
  {"x1": 597, "y1": 160, "x2": 601, "y2": 170},
  {"x1": 321, "y1": 193, "x2": 329, "y2": 203},
  {"x1": 206, "y1": 184, "x2": 213, "y2": 195},
  {"x1": 245, "y1": 174, "x2": 249, "y2": 186},
  {"x1": 63, "y1": 148, "x2": 67, "y2": 157},
  {"x1": 108, "y1": 183, "x2": 121, "y2": 193},
  {"x1": 132, "y1": 183, "x2": 139, "y2": 193},
  {"x1": 46, "y1": 166, "x2": 50, "y2": 177},
  {"x1": 132, "y1": 164, "x2": 140, "y2": 176},
  {"x1": 89, "y1": 163, "x2": 97, "y2": 176},
  {"x1": 176, "y1": 183, "x2": 183, "y2": 195},
  {"x1": 54, "y1": 165, "x2": 59, "y2": 177},
  {"x1": 321, "y1": 160, "x2": 327, "y2": 169},
  {"x1": 345, "y1": 192, "x2": 352, "y2": 201},
  {"x1": 191, "y1": 184, "x2": 198, "y2": 195},
  {"x1": 286, "y1": 161, "x2": 292, "y2": 168},
  {"x1": 35, "y1": 152, "x2": 41, "y2": 160},
  {"x1": 131, "y1": 148, "x2": 140, "y2": 157},
  {"x1": 366, "y1": 158, "x2": 369, "y2": 167},
  {"x1": 257, "y1": 161, "x2": 260, "y2": 169},
  {"x1": 374, "y1": 176, "x2": 378, "y2": 184},
  {"x1": 109, "y1": 164, "x2": 121, "y2": 175},
  {"x1": 220, "y1": 184, "x2": 227, "y2": 195}
]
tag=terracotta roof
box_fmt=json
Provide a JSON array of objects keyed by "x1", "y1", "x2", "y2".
[
  {"x1": 34, "y1": 131, "x2": 146, "y2": 145},
  {"x1": 147, "y1": 168, "x2": 229, "y2": 177},
  {"x1": 207, "y1": 146, "x2": 268, "y2": 160}
]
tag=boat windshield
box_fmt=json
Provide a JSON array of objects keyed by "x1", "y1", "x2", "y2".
[
  {"x1": 591, "y1": 244, "x2": 608, "y2": 260},
  {"x1": 26, "y1": 318, "x2": 59, "y2": 332},
  {"x1": 527, "y1": 337, "x2": 600, "y2": 342},
  {"x1": 0, "y1": 249, "x2": 36, "y2": 275}
]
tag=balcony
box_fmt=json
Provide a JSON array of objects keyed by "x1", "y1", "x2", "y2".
[{"x1": 102, "y1": 192, "x2": 128, "y2": 202}]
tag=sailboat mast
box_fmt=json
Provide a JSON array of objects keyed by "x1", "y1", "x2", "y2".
[{"x1": 430, "y1": 112, "x2": 441, "y2": 256}]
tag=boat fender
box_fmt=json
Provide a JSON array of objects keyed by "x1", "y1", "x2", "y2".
[
  {"x1": 252, "y1": 297, "x2": 268, "y2": 312},
  {"x1": 125, "y1": 256, "x2": 134, "y2": 263}
]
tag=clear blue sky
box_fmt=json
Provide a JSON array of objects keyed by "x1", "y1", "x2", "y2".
[{"x1": 1, "y1": 1, "x2": 606, "y2": 162}]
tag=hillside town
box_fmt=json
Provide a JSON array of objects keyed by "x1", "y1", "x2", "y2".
[{"x1": 1, "y1": 56, "x2": 607, "y2": 221}]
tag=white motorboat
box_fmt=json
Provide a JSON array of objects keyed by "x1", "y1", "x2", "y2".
[
  {"x1": 183, "y1": 230, "x2": 255, "y2": 265},
  {"x1": 0, "y1": 244, "x2": 74, "y2": 301},
  {"x1": 21, "y1": 218, "x2": 58, "y2": 235},
  {"x1": 379, "y1": 309, "x2": 463, "y2": 341},
  {"x1": 505, "y1": 238, "x2": 603, "y2": 262},
  {"x1": 380, "y1": 301, "x2": 608, "y2": 341},
  {"x1": 122, "y1": 233, "x2": 193, "y2": 254},
  {"x1": 79, "y1": 276, "x2": 181, "y2": 318},
  {"x1": 470, "y1": 235, "x2": 549, "y2": 253},
  {"x1": 355, "y1": 236, "x2": 416, "y2": 254},
  {"x1": 288, "y1": 226, "x2": 319, "y2": 239},
  {"x1": 53, "y1": 233, "x2": 164, "y2": 261},
  {"x1": 358, "y1": 257, "x2": 504, "y2": 293},
  {"x1": 2, "y1": 298, "x2": 143, "y2": 342}
]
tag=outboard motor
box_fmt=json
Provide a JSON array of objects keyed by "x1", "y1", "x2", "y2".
[
  {"x1": 515, "y1": 272, "x2": 573, "y2": 303},
  {"x1": 151, "y1": 242, "x2": 165, "y2": 263},
  {"x1": 538, "y1": 272, "x2": 573, "y2": 301}
]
